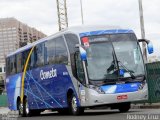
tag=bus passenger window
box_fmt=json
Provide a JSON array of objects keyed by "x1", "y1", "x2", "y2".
[
  {"x1": 45, "y1": 39, "x2": 56, "y2": 65},
  {"x1": 16, "y1": 53, "x2": 22, "y2": 73},
  {"x1": 35, "y1": 43, "x2": 45, "y2": 67},
  {"x1": 6, "y1": 58, "x2": 10, "y2": 76},
  {"x1": 55, "y1": 37, "x2": 68, "y2": 64},
  {"x1": 21, "y1": 49, "x2": 31, "y2": 71},
  {"x1": 64, "y1": 34, "x2": 79, "y2": 77},
  {"x1": 9, "y1": 55, "x2": 17, "y2": 75},
  {"x1": 30, "y1": 49, "x2": 35, "y2": 69}
]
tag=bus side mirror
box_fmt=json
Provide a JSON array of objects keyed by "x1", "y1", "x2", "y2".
[
  {"x1": 138, "y1": 39, "x2": 154, "y2": 54},
  {"x1": 147, "y1": 42, "x2": 153, "y2": 54},
  {"x1": 75, "y1": 44, "x2": 87, "y2": 61}
]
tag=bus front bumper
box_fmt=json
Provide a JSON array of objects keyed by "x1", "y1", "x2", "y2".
[{"x1": 80, "y1": 84, "x2": 148, "y2": 107}]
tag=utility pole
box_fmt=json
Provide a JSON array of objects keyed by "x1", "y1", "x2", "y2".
[
  {"x1": 138, "y1": 0, "x2": 147, "y2": 62},
  {"x1": 56, "y1": 0, "x2": 68, "y2": 31},
  {"x1": 80, "y1": 0, "x2": 84, "y2": 24}
]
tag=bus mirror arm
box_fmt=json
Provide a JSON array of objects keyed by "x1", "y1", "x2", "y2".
[
  {"x1": 138, "y1": 39, "x2": 150, "y2": 44},
  {"x1": 138, "y1": 39, "x2": 154, "y2": 54}
]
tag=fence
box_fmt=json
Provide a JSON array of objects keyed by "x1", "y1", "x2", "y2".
[
  {"x1": 146, "y1": 62, "x2": 160, "y2": 103},
  {"x1": 0, "y1": 95, "x2": 8, "y2": 107}
]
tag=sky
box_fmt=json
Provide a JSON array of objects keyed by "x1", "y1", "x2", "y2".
[{"x1": 0, "y1": 0, "x2": 160, "y2": 58}]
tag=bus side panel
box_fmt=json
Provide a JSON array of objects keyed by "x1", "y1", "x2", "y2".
[
  {"x1": 6, "y1": 73, "x2": 22, "y2": 110},
  {"x1": 24, "y1": 64, "x2": 80, "y2": 110}
]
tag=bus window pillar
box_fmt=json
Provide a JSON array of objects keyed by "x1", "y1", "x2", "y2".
[
  {"x1": 76, "y1": 44, "x2": 89, "y2": 85},
  {"x1": 82, "y1": 60, "x2": 89, "y2": 85}
]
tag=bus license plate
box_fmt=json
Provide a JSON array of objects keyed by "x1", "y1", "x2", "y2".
[{"x1": 117, "y1": 95, "x2": 128, "y2": 100}]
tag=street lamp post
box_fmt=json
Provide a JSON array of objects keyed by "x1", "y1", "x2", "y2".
[{"x1": 138, "y1": 0, "x2": 147, "y2": 62}]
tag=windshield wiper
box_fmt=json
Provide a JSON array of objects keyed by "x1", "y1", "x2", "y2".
[
  {"x1": 106, "y1": 42, "x2": 135, "y2": 80},
  {"x1": 118, "y1": 61, "x2": 135, "y2": 79},
  {"x1": 107, "y1": 51, "x2": 119, "y2": 74}
]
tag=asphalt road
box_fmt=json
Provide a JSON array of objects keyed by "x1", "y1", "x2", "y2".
[{"x1": 16, "y1": 109, "x2": 160, "y2": 120}]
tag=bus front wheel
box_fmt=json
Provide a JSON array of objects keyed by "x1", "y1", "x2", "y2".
[
  {"x1": 118, "y1": 102, "x2": 131, "y2": 113},
  {"x1": 68, "y1": 94, "x2": 84, "y2": 115}
]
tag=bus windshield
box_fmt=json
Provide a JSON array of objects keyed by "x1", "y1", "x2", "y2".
[{"x1": 85, "y1": 34, "x2": 145, "y2": 81}]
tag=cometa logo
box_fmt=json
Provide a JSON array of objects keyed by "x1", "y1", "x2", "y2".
[{"x1": 40, "y1": 68, "x2": 57, "y2": 80}]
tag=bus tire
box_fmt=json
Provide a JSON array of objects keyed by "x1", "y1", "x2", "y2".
[
  {"x1": 23, "y1": 97, "x2": 31, "y2": 117},
  {"x1": 118, "y1": 102, "x2": 130, "y2": 113},
  {"x1": 68, "y1": 94, "x2": 84, "y2": 115},
  {"x1": 17, "y1": 100, "x2": 23, "y2": 117}
]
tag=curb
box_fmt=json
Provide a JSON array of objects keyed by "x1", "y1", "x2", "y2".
[
  {"x1": 131, "y1": 104, "x2": 160, "y2": 109},
  {"x1": 0, "y1": 107, "x2": 10, "y2": 115}
]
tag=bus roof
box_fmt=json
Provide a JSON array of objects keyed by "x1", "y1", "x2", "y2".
[{"x1": 6, "y1": 25, "x2": 134, "y2": 58}]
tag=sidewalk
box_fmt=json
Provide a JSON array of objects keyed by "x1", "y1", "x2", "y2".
[
  {"x1": 131, "y1": 103, "x2": 160, "y2": 109},
  {"x1": 0, "y1": 107, "x2": 10, "y2": 114}
]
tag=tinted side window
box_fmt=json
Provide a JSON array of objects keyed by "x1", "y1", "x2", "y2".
[
  {"x1": 10, "y1": 55, "x2": 16, "y2": 75},
  {"x1": 55, "y1": 36, "x2": 68, "y2": 64},
  {"x1": 34, "y1": 43, "x2": 45, "y2": 67},
  {"x1": 45, "y1": 39, "x2": 56, "y2": 65},
  {"x1": 64, "y1": 34, "x2": 79, "y2": 77},
  {"x1": 6, "y1": 57, "x2": 10, "y2": 76},
  {"x1": 16, "y1": 53, "x2": 22, "y2": 73},
  {"x1": 30, "y1": 49, "x2": 35, "y2": 69},
  {"x1": 64, "y1": 34, "x2": 79, "y2": 54},
  {"x1": 22, "y1": 49, "x2": 30, "y2": 71}
]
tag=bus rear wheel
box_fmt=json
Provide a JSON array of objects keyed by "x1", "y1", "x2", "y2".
[
  {"x1": 68, "y1": 94, "x2": 84, "y2": 115},
  {"x1": 17, "y1": 98, "x2": 29, "y2": 117},
  {"x1": 17, "y1": 100, "x2": 23, "y2": 117},
  {"x1": 23, "y1": 98, "x2": 41, "y2": 116},
  {"x1": 18, "y1": 97, "x2": 37, "y2": 117},
  {"x1": 118, "y1": 102, "x2": 131, "y2": 113}
]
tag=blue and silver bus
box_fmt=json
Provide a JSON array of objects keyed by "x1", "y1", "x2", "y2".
[{"x1": 5, "y1": 26, "x2": 153, "y2": 116}]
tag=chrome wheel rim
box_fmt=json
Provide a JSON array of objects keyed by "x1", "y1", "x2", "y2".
[
  {"x1": 19, "y1": 103, "x2": 23, "y2": 115},
  {"x1": 25, "y1": 100, "x2": 29, "y2": 115},
  {"x1": 72, "y1": 96, "x2": 77, "y2": 112}
]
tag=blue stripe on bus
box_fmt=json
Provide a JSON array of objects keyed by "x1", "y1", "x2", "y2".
[
  {"x1": 79, "y1": 29, "x2": 134, "y2": 38},
  {"x1": 100, "y1": 82, "x2": 141, "y2": 94},
  {"x1": 26, "y1": 71, "x2": 63, "y2": 108},
  {"x1": 25, "y1": 89, "x2": 53, "y2": 108},
  {"x1": 24, "y1": 64, "x2": 80, "y2": 110},
  {"x1": 6, "y1": 64, "x2": 80, "y2": 110}
]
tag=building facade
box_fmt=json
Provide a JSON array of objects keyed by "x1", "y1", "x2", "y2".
[{"x1": 0, "y1": 17, "x2": 47, "y2": 93}]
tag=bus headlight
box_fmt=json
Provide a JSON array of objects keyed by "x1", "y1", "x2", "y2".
[
  {"x1": 138, "y1": 80, "x2": 146, "y2": 90},
  {"x1": 89, "y1": 85, "x2": 105, "y2": 94}
]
